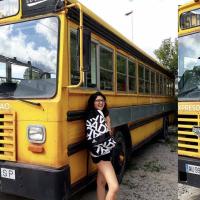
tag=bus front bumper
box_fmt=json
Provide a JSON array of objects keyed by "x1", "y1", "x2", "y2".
[
  {"x1": 179, "y1": 156, "x2": 200, "y2": 188},
  {"x1": 0, "y1": 161, "x2": 70, "y2": 200}
]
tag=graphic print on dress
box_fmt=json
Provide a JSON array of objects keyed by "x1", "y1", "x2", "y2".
[{"x1": 86, "y1": 110, "x2": 116, "y2": 157}]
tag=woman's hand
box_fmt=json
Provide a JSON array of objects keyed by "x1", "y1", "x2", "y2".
[{"x1": 105, "y1": 115, "x2": 112, "y2": 136}]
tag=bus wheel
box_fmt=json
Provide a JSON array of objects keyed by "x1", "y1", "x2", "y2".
[
  {"x1": 162, "y1": 117, "x2": 169, "y2": 140},
  {"x1": 112, "y1": 130, "x2": 128, "y2": 183}
]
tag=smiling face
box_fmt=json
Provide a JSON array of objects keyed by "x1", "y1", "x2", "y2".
[{"x1": 94, "y1": 95, "x2": 105, "y2": 110}]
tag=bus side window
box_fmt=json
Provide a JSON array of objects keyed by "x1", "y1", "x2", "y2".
[
  {"x1": 117, "y1": 54, "x2": 127, "y2": 92},
  {"x1": 163, "y1": 77, "x2": 166, "y2": 95},
  {"x1": 160, "y1": 74, "x2": 163, "y2": 95},
  {"x1": 145, "y1": 67, "x2": 150, "y2": 94},
  {"x1": 70, "y1": 29, "x2": 97, "y2": 88},
  {"x1": 151, "y1": 71, "x2": 155, "y2": 95},
  {"x1": 156, "y1": 73, "x2": 160, "y2": 95},
  {"x1": 128, "y1": 60, "x2": 136, "y2": 93},
  {"x1": 84, "y1": 42, "x2": 97, "y2": 88},
  {"x1": 139, "y1": 64, "x2": 145, "y2": 93},
  {"x1": 70, "y1": 29, "x2": 79, "y2": 85},
  {"x1": 99, "y1": 46, "x2": 113, "y2": 91}
]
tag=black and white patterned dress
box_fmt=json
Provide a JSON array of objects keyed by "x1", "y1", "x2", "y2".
[{"x1": 86, "y1": 109, "x2": 116, "y2": 163}]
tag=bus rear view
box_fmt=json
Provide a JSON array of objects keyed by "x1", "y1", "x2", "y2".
[{"x1": 178, "y1": 0, "x2": 200, "y2": 187}]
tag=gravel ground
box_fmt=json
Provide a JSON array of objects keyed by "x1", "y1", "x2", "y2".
[
  {"x1": 71, "y1": 126, "x2": 178, "y2": 200},
  {"x1": 178, "y1": 184, "x2": 200, "y2": 200},
  {"x1": 117, "y1": 127, "x2": 177, "y2": 200},
  {"x1": 0, "y1": 126, "x2": 177, "y2": 200}
]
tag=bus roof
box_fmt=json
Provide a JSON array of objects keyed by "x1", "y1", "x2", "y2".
[
  {"x1": 179, "y1": 1, "x2": 197, "y2": 11},
  {"x1": 69, "y1": 0, "x2": 174, "y2": 78}
]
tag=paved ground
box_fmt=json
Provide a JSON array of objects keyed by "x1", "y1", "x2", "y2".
[
  {"x1": 0, "y1": 127, "x2": 177, "y2": 200},
  {"x1": 179, "y1": 184, "x2": 200, "y2": 200}
]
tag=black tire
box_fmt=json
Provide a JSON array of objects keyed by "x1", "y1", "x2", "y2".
[
  {"x1": 162, "y1": 117, "x2": 169, "y2": 140},
  {"x1": 112, "y1": 130, "x2": 128, "y2": 183}
]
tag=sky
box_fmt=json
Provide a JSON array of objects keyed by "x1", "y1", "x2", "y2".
[
  {"x1": 0, "y1": 17, "x2": 58, "y2": 76},
  {"x1": 79, "y1": 0, "x2": 190, "y2": 59}
]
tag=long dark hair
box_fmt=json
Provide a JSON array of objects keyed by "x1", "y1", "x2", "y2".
[{"x1": 86, "y1": 92, "x2": 109, "y2": 117}]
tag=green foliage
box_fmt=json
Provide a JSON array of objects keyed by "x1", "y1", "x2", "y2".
[
  {"x1": 154, "y1": 38, "x2": 178, "y2": 75},
  {"x1": 143, "y1": 160, "x2": 166, "y2": 172}
]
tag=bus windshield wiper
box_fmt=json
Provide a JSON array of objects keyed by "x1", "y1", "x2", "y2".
[
  {"x1": 178, "y1": 86, "x2": 200, "y2": 97},
  {"x1": 5, "y1": 95, "x2": 41, "y2": 107}
]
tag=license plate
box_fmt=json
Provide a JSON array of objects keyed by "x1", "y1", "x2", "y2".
[
  {"x1": 186, "y1": 164, "x2": 200, "y2": 175},
  {"x1": 1, "y1": 168, "x2": 15, "y2": 180}
]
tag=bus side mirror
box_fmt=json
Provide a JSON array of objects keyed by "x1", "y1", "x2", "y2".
[{"x1": 77, "y1": 28, "x2": 91, "y2": 72}]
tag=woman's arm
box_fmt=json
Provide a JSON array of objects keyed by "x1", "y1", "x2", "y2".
[{"x1": 105, "y1": 115, "x2": 112, "y2": 136}]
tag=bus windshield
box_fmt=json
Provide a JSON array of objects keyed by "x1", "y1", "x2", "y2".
[
  {"x1": 0, "y1": 16, "x2": 59, "y2": 99},
  {"x1": 178, "y1": 32, "x2": 200, "y2": 100},
  {"x1": 0, "y1": 0, "x2": 19, "y2": 19}
]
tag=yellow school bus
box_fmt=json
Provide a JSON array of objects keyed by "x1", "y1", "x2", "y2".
[
  {"x1": 0, "y1": 0, "x2": 175, "y2": 199},
  {"x1": 178, "y1": 0, "x2": 200, "y2": 187}
]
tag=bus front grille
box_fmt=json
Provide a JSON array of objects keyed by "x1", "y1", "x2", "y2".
[
  {"x1": 0, "y1": 111, "x2": 16, "y2": 161},
  {"x1": 178, "y1": 114, "x2": 200, "y2": 157}
]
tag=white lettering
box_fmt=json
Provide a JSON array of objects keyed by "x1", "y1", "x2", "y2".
[
  {"x1": 178, "y1": 104, "x2": 200, "y2": 111},
  {"x1": 0, "y1": 103, "x2": 10, "y2": 110},
  {"x1": 27, "y1": 0, "x2": 48, "y2": 7}
]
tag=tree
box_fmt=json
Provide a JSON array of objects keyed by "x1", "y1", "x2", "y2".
[{"x1": 154, "y1": 38, "x2": 178, "y2": 75}]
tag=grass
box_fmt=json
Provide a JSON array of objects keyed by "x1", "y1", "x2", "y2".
[
  {"x1": 142, "y1": 160, "x2": 166, "y2": 172},
  {"x1": 165, "y1": 135, "x2": 177, "y2": 152}
]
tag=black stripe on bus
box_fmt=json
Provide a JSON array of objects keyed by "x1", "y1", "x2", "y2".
[
  {"x1": 67, "y1": 110, "x2": 174, "y2": 156},
  {"x1": 67, "y1": 140, "x2": 86, "y2": 156},
  {"x1": 129, "y1": 113, "x2": 164, "y2": 130},
  {"x1": 67, "y1": 103, "x2": 176, "y2": 123},
  {"x1": 68, "y1": 8, "x2": 174, "y2": 78},
  {"x1": 67, "y1": 110, "x2": 85, "y2": 121}
]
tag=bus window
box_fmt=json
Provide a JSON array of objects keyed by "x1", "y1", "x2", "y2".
[
  {"x1": 156, "y1": 73, "x2": 160, "y2": 95},
  {"x1": 70, "y1": 30, "x2": 97, "y2": 88},
  {"x1": 117, "y1": 54, "x2": 127, "y2": 92},
  {"x1": 166, "y1": 79, "x2": 169, "y2": 96},
  {"x1": 160, "y1": 74, "x2": 163, "y2": 95},
  {"x1": 180, "y1": 9, "x2": 200, "y2": 30},
  {"x1": 163, "y1": 77, "x2": 166, "y2": 95},
  {"x1": 70, "y1": 29, "x2": 79, "y2": 85},
  {"x1": 0, "y1": 63, "x2": 6, "y2": 82},
  {"x1": 0, "y1": 0, "x2": 19, "y2": 19},
  {"x1": 0, "y1": 17, "x2": 58, "y2": 98},
  {"x1": 100, "y1": 46, "x2": 113, "y2": 91},
  {"x1": 145, "y1": 67, "x2": 150, "y2": 94},
  {"x1": 128, "y1": 60, "x2": 136, "y2": 93},
  {"x1": 85, "y1": 42, "x2": 97, "y2": 88},
  {"x1": 170, "y1": 80, "x2": 174, "y2": 96},
  {"x1": 139, "y1": 64, "x2": 145, "y2": 93},
  {"x1": 151, "y1": 71, "x2": 155, "y2": 94}
]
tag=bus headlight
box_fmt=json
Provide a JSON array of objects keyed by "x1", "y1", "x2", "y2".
[{"x1": 27, "y1": 125, "x2": 46, "y2": 144}]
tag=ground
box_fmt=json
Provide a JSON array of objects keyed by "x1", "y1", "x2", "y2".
[
  {"x1": 178, "y1": 184, "x2": 200, "y2": 200},
  {"x1": 118, "y1": 129, "x2": 177, "y2": 200},
  {"x1": 70, "y1": 126, "x2": 178, "y2": 200}
]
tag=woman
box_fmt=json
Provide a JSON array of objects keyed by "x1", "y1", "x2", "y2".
[{"x1": 86, "y1": 92, "x2": 119, "y2": 200}]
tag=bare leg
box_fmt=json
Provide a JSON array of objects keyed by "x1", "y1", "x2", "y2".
[
  {"x1": 97, "y1": 161, "x2": 119, "y2": 200},
  {"x1": 97, "y1": 170, "x2": 106, "y2": 200}
]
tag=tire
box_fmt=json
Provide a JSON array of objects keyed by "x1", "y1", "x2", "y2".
[
  {"x1": 162, "y1": 117, "x2": 169, "y2": 140},
  {"x1": 112, "y1": 130, "x2": 128, "y2": 183}
]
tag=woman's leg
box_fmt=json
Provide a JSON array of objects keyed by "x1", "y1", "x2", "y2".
[
  {"x1": 97, "y1": 161, "x2": 119, "y2": 200},
  {"x1": 97, "y1": 170, "x2": 106, "y2": 200}
]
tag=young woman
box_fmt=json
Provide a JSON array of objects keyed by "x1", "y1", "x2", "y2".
[{"x1": 86, "y1": 92, "x2": 119, "y2": 200}]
